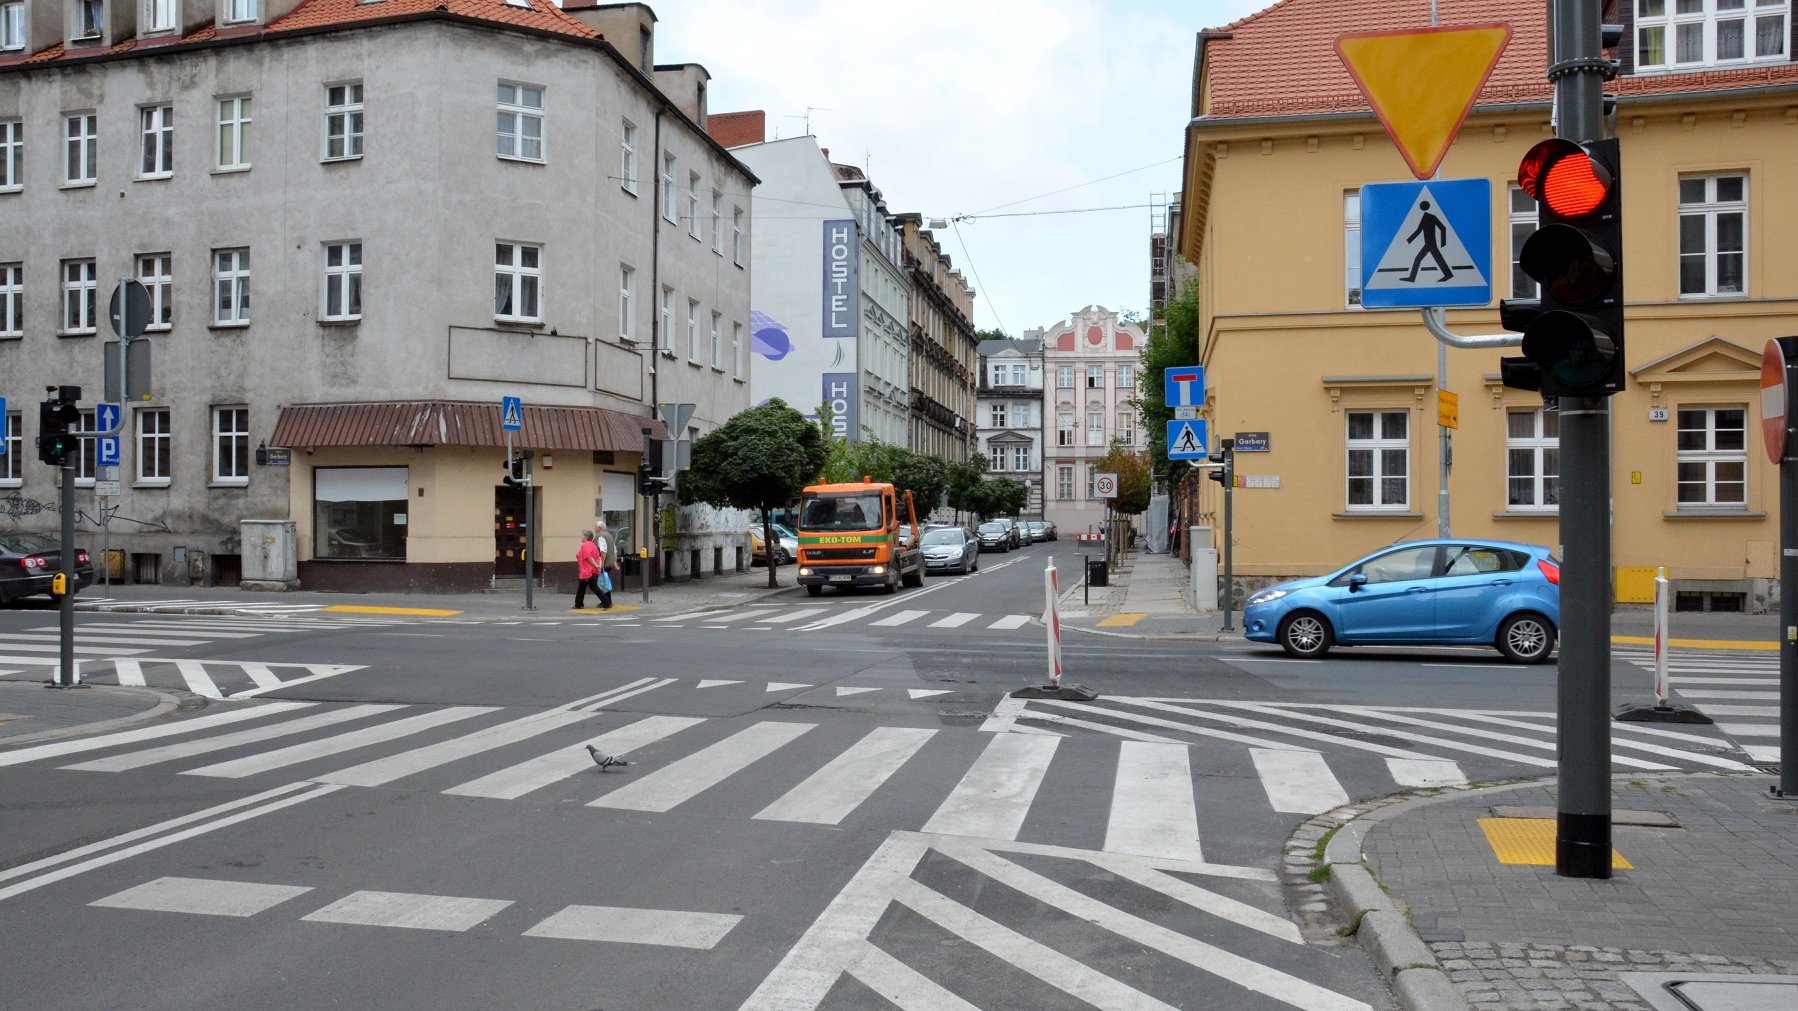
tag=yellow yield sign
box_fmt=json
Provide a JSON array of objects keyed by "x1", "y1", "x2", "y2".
[{"x1": 1336, "y1": 24, "x2": 1512, "y2": 180}]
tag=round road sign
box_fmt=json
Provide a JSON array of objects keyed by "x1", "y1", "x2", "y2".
[
  {"x1": 1094, "y1": 473, "x2": 1118, "y2": 498},
  {"x1": 1763, "y1": 339, "x2": 1794, "y2": 465}
]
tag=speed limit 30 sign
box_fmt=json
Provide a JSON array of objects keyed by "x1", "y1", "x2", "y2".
[{"x1": 1094, "y1": 473, "x2": 1118, "y2": 498}]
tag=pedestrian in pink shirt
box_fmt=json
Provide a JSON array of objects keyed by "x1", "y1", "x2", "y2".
[{"x1": 574, "y1": 530, "x2": 604, "y2": 610}]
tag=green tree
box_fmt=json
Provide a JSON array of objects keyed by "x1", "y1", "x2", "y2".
[
  {"x1": 946, "y1": 455, "x2": 988, "y2": 522},
  {"x1": 679, "y1": 398, "x2": 827, "y2": 588},
  {"x1": 1094, "y1": 442, "x2": 1153, "y2": 516},
  {"x1": 965, "y1": 477, "x2": 1028, "y2": 520},
  {"x1": 1137, "y1": 277, "x2": 1202, "y2": 481},
  {"x1": 975, "y1": 327, "x2": 1011, "y2": 343},
  {"x1": 891, "y1": 452, "x2": 950, "y2": 521}
]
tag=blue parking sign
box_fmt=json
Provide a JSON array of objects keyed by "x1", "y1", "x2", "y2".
[
  {"x1": 98, "y1": 435, "x2": 120, "y2": 467},
  {"x1": 0, "y1": 396, "x2": 7, "y2": 454}
]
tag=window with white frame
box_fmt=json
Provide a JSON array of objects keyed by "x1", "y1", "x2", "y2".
[
  {"x1": 1086, "y1": 411, "x2": 1105, "y2": 446},
  {"x1": 1057, "y1": 410, "x2": 1074, "y2": 446},
  {"x1": 1678, "y1": 173, "x2": 1746, "y2": 297},
  {"x1": 1086, "y1": 364, "x2": 1103, "y2": 389},
  {"x1": 1676, "y1": 405, "x2": 1747, "y2": 507},
  {"x1": 75, "y1": 409, "x2": 95, "y2": 483},
  {"x1": 989, "y1": 403, "x2": 1007, "y2": 428},
  {"x1": 135, "y1": 407, "x2": 171, "y2": 483},
  {"x1": 61, "y1": 258, "x2": 97, "y2": 333},
  {"x1": 711, "y1": 189, "x2": 723, "y2": 253},
  {"x1": 216, "y1": 96, "x2": 251, "y2": 170},
  {"x1": 660, "y1": 153, "x2": 676, "y2": 222},
  {"x1": 322, "y1": 241, "x2": 362, "y2": 321},
  {"x1": 1346, "y1": 409, "x2": 1409, "y2": 510},
  {"x1": 1010, "y1": 403, "x2": 1030, "y2": 427},
  {"x1": 137, "y1": 104, "x2": 173, "y2": 178},
  {"x1": 493, "y1": 242, "x2": 541, "y2": 323},
  {"x1": 0, "y1": 119, "x2": 19, "y2": 190},
  {"x1": 1118, "y1": 412, "x2": 1134, "y2": 444},
  {"x1": 213, "y1": 406, "x2": 250, "y2": 483},
  {"x1": 618, "y1": 264, "x2": 635, "y2": 342},
  {"x1": 1, "y1": 410, "x2": 20, "y2": 483},
  {"x1": 1057, "y1": 465, "x2": 1073, "y2": 500},
  {"x1": 324, "y1": 82, "x2": 364, "y2": 160},
  {"x1": 1505, "y1": 408, "x2": 1559, "y2": 510},
  {"x1": 732, "y1": 321, "x2": 744, "y2": 377},
  {"x1": 619, "y1": 119, "x2": 637, "y2": 193},
  {"x1": 1056, "y1": 365, "x2": 1073, "y2": 389},
  {"x1": 136, "y1": 253, "x2": 172, "y2": 330},
  {"x1": 710, "y1": 310, "x2": 721, "y2": 366},
  {"x1": 731, "y1": 206, "x2": 744, "y2": 264},
  {"x1": 1116, "y1": 363, "x2": 1134, "y2": 390},
  {"x1": 495, "y1": 82, "x2": 543, "y2": 161},
  {"x1": 144, "y1": 0, "x2": 174, "y2": 31},
  {"x1": 687, "y1": 172, "x2": 702, "y2": 239},
  {"x1": 1011, "y1": 446, "x2": 1030, "y2": 472},
  {"x1": 658, "y1": 285, "x2": 672, "y2": 351},
  {"x1": 65, "y1": 113, "x2": 97, "y2": 184},
  {"x1": 1507, "y1": 184, "x2": 1539, "y2": 299},
  {"x1": 1637, "y1": 0, "x2": 1787, "y2": 71},
  {"x1": 989, "y1": 448, "x2": 1007, "y2": 472},
  {"x1": 213, "y1": 247, "x2": 250, "y2": 324},
  {"x1": 0, "y1": 262, "x2": 20, "y2": 338},
  {"x1": 1, "y1": 2, "x2": 25, "y2": 52},
  {"x1": 76, "y1": 0, "x2": 102, "y2": 38},
  {"x1": 224, "y1": 0, "x2": 257, "y2": 23},
  {"x1": 1344, "y1": 191, "x2": 1362, "y2": 307},
  {"x1": 686, "y1": 298, "x2": 700, "y2": 360}
]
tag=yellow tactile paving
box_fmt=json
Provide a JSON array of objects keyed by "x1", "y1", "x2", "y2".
[
  {"x1": 1612, "y1": 635, "x2": 1776, "y2": 651},
  {"x1": 1477, "y1": 817, "x2": 1632, "y2": 869},
  {"x1": 1096, "y1": 613, "x2": 1148, "y2": 628},
  {"x1": 320, "y1": 605, "x2": 464, "y2": 616}
]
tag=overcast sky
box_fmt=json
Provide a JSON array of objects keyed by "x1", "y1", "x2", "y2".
[{"x1": 655, "y1": 1, "x2": 1273, "y2": 337}]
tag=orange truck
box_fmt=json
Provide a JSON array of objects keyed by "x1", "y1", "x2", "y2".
[{"x1": 795, "y1": 480, "x2": 924, "y2": 596}]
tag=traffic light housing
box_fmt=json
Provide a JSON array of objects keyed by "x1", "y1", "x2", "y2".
[
  {"x1": 638, "y1": 436, "x2": 666, "y2": 496},
  {"x1": 37, "y1": 395, "x2": 80, "y2": 466},
  {"x1": 501, "y1": 456, "x2": 525, "y2": 488},
  {"x1": 1499, "y1": 137, "x2": 1624, "y2": 399},
  {"x1": 1206, "y1": 440, "x2": 1233, "y2": 486}
]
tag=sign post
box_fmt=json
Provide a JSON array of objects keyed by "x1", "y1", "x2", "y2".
[{"x1": 1764, "y1": 337, "x2": 1798, "y2": 799}]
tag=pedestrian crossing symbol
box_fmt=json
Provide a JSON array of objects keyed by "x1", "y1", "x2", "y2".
[
  {"x1": 1166, "y1": 418, "x2": 1208, "y2": 460},
  {"x1": 501, "y1": 395, "x2": 523, "y2": 432},
  {"x1": 1360, "y1": 178, "x2": 1491, "y2": 308}
]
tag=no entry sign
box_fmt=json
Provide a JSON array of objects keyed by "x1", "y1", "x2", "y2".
[{"x1": 1762, "y1": 338, "x2": 1798, "y2": 464}]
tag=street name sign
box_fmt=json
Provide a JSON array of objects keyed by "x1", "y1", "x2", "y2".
[
  {"x1": 1335, "y1": 24, "x2": 1512, "y2": 179},
  {"x1": 1360, "y1": 179, "x2": 1491, "y2": 308}
]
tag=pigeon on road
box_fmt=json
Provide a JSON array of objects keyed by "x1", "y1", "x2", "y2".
[{"x1": 587, "y1": 744, "x2": 632, "y2": 771}]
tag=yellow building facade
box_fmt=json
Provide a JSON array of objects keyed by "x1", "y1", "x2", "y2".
[{"x1": 1178, "y1": 0, "x2": 1798, "y2": 612}]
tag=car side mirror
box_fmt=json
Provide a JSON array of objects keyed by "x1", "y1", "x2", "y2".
[{"x1": 1347, "y1": 573, "x2": 1368, "y2": 592}]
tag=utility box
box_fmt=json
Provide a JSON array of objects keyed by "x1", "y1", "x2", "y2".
[
  {"x1": 1190, "y1": 525, "x2": 1218, "y2": 610},
  {"x1": 240, "y1": 519, "x2": 299, "y2": 591}
]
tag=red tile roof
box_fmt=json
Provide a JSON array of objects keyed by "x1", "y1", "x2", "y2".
[
  {"x1": 1200, "y1": 0, "x2": 1798, "y2": 122},
  {"x1": 269, "y1": 0, "x2": 597, "y2": 40}
]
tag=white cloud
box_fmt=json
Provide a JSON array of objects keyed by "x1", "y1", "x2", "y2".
[{"x1": 656, "y1": 1, "x2": 1271, "y2": 334}]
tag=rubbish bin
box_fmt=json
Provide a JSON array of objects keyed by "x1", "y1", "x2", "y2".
[{"x1": 1087, "y1": 558, "x2": 1109, "y2": 587}]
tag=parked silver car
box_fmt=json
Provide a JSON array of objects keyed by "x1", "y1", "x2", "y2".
[{"x1": 921, "y1": 526, "x2": 979, "y2": 575}]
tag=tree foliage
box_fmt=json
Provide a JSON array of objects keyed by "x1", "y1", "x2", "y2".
[
  {"x1": 679, "y1": 398, "x2": 827, "y2": 587},
  {"x1": 964, "y1": 478, "x2": 1029, "y2": 520},
  {"x1": 1094, "y1": 441, "x2": 1153, "y2": 516},
  {"x1": 1137, "y1": 277, "x2": 1202, "y2": 482},
  {"x1": 818, "y1": 434, "x2": 951, "y2": 521},
  {"x1": 975, "y1": 327, "x2": 1011, "y2": 343},
  {"x1": 945, "y1": 455, "x2": 988, "y2": 521}
]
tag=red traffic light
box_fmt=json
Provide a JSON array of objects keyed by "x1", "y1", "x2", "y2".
[{"x1": 1518, "y1": 139, "x2": 1613, "y2": 219}]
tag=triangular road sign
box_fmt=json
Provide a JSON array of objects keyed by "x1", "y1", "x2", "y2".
[
  {"x1": 1366, "y1": 185, "x2": 1487, "y2": 291},
  {"x1": 1335, "y1": 24, "x2": 1511, "y2": 179}
]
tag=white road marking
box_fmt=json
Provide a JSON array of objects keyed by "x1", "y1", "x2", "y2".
[
  {"x1": 696, "y1": 679, "x2": 741, "y2": 689},
  {"x1": 987, "y1": 615, "x2": 1033, "y2": 630},
  {"x1": 182, "y1": 706, "x2": 497, "y2": 779},
  {"x1": 834, "y1": 686, "x2": 877, "y2": 697},
  {"x1": 757, "y1": 608, "x2": 825, "y2": 625},
  {"x1": 90, "y1": 876, "x2": 313, "y2": 918},
  {"x1": 63, "y1": 704, "x2": 406, "y2": 773},
  {"x1": 524, "y1": 905, "x2": 742, "y2": 948},
  {"x1": 1105, "y1": 741, "x2": 1203, "y2": 863},
  {"x1": 1385, "y1": 757, "x2": 1469, "y2": 788},
  {"x1": 0, "y1": 702, "x2": 316, "y2": 767},
  {"x1": 589, "y1": 721, "x2": 815, "y2": 813},
  {"x1": 316, "y1": 710, "x2": 597, "y2": 787},
  {"x1": 301, "y1": 890, "x2": 512, "y2": 932},
  {"x1": 870, "y1": 610, "x2": 929, "y2": 628},
  {"x1": 928, "y1": 612, "x2": 979, "y2": 629},
  {"x1": 1250, "y1": 749, "x2": 1349, "y2": 815},
  {"x1": 922, "y1": 733, "x2": 1058, "y2": 841},
  {"x1": 445, "y1": 714, "x2": 704, "y2": 800},
  {"x1": 755, "y1": 727, "x2": 936, "y2": 825},
  {"x1": 765, "y1": 682, "x2": 811, "y2": 692}
]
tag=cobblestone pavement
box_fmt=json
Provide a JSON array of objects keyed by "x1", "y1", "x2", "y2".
[{"x1": 1436, "y1": 940, "x2": 1796, "y2": 1010}]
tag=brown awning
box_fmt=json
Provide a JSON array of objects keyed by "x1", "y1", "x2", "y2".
[{"x1": 270, "y1": 401, "x2": 666, "y2": 452}]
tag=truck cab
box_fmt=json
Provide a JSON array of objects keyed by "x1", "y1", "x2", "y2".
[{"x1": 795, "y1": 481, "x2": 924, "y2": 595}]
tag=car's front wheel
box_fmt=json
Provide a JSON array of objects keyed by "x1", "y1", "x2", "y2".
[
  {"x1": 1277, "y1": 611, "x2": 1333, "y2": 659},
  {"x1": 1496, "y1": 612, "x2": 1556, "y2": 664}
]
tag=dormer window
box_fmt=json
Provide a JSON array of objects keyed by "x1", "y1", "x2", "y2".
[
  {"x1": 145, "y1": 0, "x2": 174, "y2": 31},
  {"x1": 76, "y1": 0, "x2": 104, "y2": 39},
  {"x1": 223, "y1": 0, "x2": 256, "y2": 24},
  {"x1": 503, "y1": 0, "x2": 528, "y2": 7}
]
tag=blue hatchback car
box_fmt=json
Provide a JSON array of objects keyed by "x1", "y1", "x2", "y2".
[{"x1": 1242, "y1": 538, "x2": 1560, "y2": 664}]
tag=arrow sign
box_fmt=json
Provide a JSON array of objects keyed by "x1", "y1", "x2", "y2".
[
  {"x1": 501, "y1": 396, "x2": 523, "y2": 432},
  {"x1": 1335, "y1": 24, "x2": 1511, "y2": 180},
  {"x1": 1167, "y1": 419, "x2": 1209, "y2": 460},
  {"x1": 95, "y1": 402, "x2": 122, "y2": 435}
]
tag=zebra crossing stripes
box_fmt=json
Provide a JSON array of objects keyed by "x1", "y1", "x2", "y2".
[
  {"x1": 63, "y1": 704, "x2": 406, "y2": 773},
  {"x1": 444, "y1": 714, "x2": 703, "y2": 800},
  {"x1": 181, "y1": 706, "x2": 498, "y2": 779},
  {"x1": 1105, "y1": 741, "x2": 1203, "y2": 862},
  {"x1": 1250, "y1": 749, "x2": 1349, "y2": 815},
  {"x1": 921, "y1": 733, "x2": 1060, "y2": 840},
  {"x1": 589, "y1": 720, "x2": 815, "y2": 813},
  {"x1": 639, "y1": 605, "x2": 1038, "y2": 632},
  {"x1": 755, "y1": 727, "x2": 936, "y2": 825},
  {"x1": 1617, "y1": 645, "x2": 1782, "y2": 763}
]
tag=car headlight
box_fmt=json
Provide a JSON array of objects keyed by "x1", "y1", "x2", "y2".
[
  {"x1": 798, "y1": 567, "x2": 813, "y2": 576},
  {"x1": 1246, "y1": 588, "x2": 1288, "y2": 606},
  {"x1": 870, "y1": 565, "x2": 887, "y2": 575}
]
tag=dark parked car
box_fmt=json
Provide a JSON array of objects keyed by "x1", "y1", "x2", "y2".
[
  {"x1": 1242, "y1": 538, "x2": 1560, "y2": 663},
  {"x1": 0, "y1": 533, "x2": 96, "y2": 604},
  {"x1": 975, "y1": 520, "x2": 1013, "y2": 552},
  {"x1": 921, "y1": 526, "x2": 979, "y2": 575}
]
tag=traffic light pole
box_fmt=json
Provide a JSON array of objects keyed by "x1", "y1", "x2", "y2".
[
  {"x1": 55, "y1": 456, "x2": 77, "y2": 689},
  {"x1": 1551, "y1": 0, "x2": 1614, "y2": 880}
]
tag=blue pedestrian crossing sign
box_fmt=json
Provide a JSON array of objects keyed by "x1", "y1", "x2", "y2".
[
  {"x1": 501, "y1": 396, "x2": 524, "y2": 432},
  {"x1": 1359, "y1": 178, "x2": 1491, "y2": 308},
  {"x1": 1167, "y1": 418, "x2": 1209, "y2": 460}
]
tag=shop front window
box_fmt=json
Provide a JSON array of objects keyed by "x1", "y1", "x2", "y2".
[{"x1": 314, "y1": 466, "x2": 408, "y2": 559}]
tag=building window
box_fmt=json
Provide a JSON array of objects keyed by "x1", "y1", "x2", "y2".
[
  {"x1": 1637, "y1": 0, "x2": 1787, "y2": 71},
  {"x1": 144, "y1": 0, "x2": 174, "y2": 31},
  {"x1": 733, "y1": 321, "x2": 745, "y2": 377},
  {"x1": 217, "y1": 96, "x2": 251, "y2": 170},
  {"x1": 76, "y1": 0, "x2": 102, "y2": 38},
  {"x1": 493, "y1": 242, "x2": 541, "y2": 323},
  {"x1": 686, "y1": 298, "x2": 700, "y2": 360},
  {"x1": 687, "y1": 172, "x2": 702, "y2": 240},
  {"x1": 136, "y1": 253, "x2": 173, "y2": 330},
  {"x1": 138, "y1": 104, "x2": 173, "y2": 178},
  {"x1": 1, "y1": 409, "x2": 20, "y2": 483},
  {"x1": 1677, "y1": 406, "x2": 1747, "y2": 507},
  {"x1": 0, "y1": 119, "x2": 19, "y2": 190},
  {"x1": 619, "y1": 119, "x2": 637, "y2": 193},
  {"x1": 990, "y1": 450, "x2": 1007, "y2": 473},
  {"x1": 135, "y1": 407, "x2": 171, "y2": 483},
  {"x1": 224, "y1": 0, "x2": 257, "y2": 24},
  {"x1": 65, "y1": 113, "x2": 97, "y2": 185},
  {"x1": 1507, "y1": 184, "x2": 1539, "y2": 299},
  {"x1": 711, "y1": 189, "x2": 724, "y2": 253},
  {"x1": 1344, "y1": 190, "x2": 1362, "y2": 307},
  {"x1": 322, "y1": 241, "x2": 363, "y2": 321},
  {"x1": 496, "y1": 82, "x2": 543, "y2": 162},
  {"x1": 1346, "y1": 409, "x2": 1409, "y2": 510},
  {"x1": 661, "y1": 153, "x2": 677, "y2": 223},
  {"x1": 1056, "y1": 365, "x2": 1074, "y2": 389},
  {"x1": 731, "y1": 206, "x2": 744, "y2": 264},
  {"x1": 1086, "y1": 364, "x2": 1103, "y2": 389},
  {"x1": 1057, "y1": 465, "x2": 1074, "y2": 500},
  {"x1": 2, "y1": 2, "x2": 25, "y2": 51},
  {"x1": 1678, "y1": 174, "x2": 1746, "y2": 297},
  {"x1": 213, "y1": 247, "x2": 250, "y2": 325},
  {"x1": 1116, "y1": 363, "x2": 1134, "y2": 390},
  {"x1": 1057, "y1": 410, "x2": 1075, "y2": 447},
  {"x1": 989, "y1": 403, "x2": 1007, "y2": 428},
  {"x1": 314, "y1": 466, "x2": 409, "y2": 559},
  {"x1": 324, "y1": 82, "x2": 364, "y2": 161},
  {"x1": 61, "y1": 258, "x2": 97, "y2": 333},
  {"x1": 1011, "y1": 403, "x2": 1031, "y2": 427},
  {"x1": 710, "y1": 310, "x2": 722, "y2": 366},
  {"x1": 658, "y1": 285, "x2": 672, "y2": 351},
  {"x1": 213, "y1": 406, "x2": 250, "y2": 483},
  {"x1": 618, "y1": 265, "x2": 635, "y2": 342},
  {"x1": 0, "y1": 262, "x2": 20, "y2": 338},
  {"x1": 1086, "y1": 411, "x2": 1105, "y2": 446},
  {"x1": 1118, "y1": 412, "x2": 1134, "y2": 445},
  {"x1": 1505, "y1": 408, "x2": 1559, "y2": 511},
  {"x1": 1012, "y1": 446, "x2": 1030, "y2": 472}
]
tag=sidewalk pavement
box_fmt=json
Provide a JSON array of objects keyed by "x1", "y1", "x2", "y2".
[{"x1": 8, "y1": 552, "x2": 1795, "y2": 1011}]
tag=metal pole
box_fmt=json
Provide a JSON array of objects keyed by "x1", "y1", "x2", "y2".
[
  {"x1": 522, "y1": 449, "x2": 535, "y2": 611},
  {"x1": 1439, "y1": 341, "x2": 1451, "y2": 537},
  {"x1": 1780, "y1": 450, "x2": 1798, "y2": 797},
  {"x1": 56, "y1": 458, "x2": 77, "y2": 688},
  {"x1": 1220, "y1": 440, "x2": 1235, "y2": 631}
]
